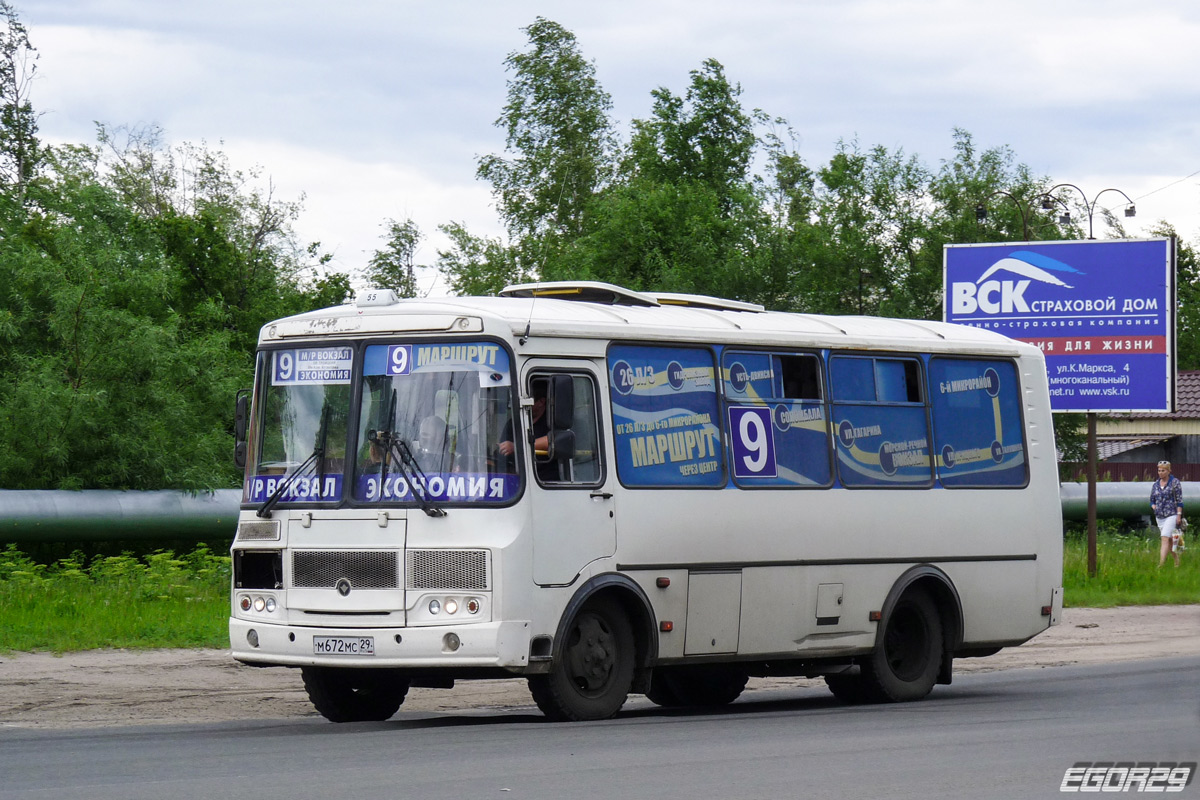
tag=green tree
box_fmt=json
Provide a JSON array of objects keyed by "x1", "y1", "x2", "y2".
[
  {"x1": 0, "y1": 144, "x2": 244, "y2": 489},
  {"x1": 0, "y1": 0, "x2": 38, "y2": 206},
  {"x1": 97, "y1": 124, "x2": 350, "y2": 353},
  {"x1": 567, "y1": 59, "x2": 771, "y2": 301},
  {"x1": 364, "y1": 217, "x2": 423, "y2": 297},
  {"x1": 475, "y1": 17, "x2": 616, "y2": 274},
  {"x1": 0, "y1": 1, "x2": 349, "y2": 492},
  {"x1": 435, "y1": 221, "x2": 526, "y2": 296},
  {"x1": 799, "y1": 139, "x2": 931, "y2": 317}
]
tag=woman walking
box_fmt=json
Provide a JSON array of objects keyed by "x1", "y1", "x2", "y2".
[{"x1": 1151, "y1": 460, "x2": 1184, "y2": 567}]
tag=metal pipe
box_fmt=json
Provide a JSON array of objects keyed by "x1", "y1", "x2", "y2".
[
  {"x1": 1059, "y1": 482, "x2": 1198, "y2": 522},
  {"x1": 0, "y1": 483, "x2": 1188, "y2": 543},
  {"x1": 0, "y1": 490, "x2": 241, "y2": 543}
]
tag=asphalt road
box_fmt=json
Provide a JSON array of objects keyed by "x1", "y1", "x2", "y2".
[{"x1": 1, "y1": 657, "x2": 1197, "y2": 800}]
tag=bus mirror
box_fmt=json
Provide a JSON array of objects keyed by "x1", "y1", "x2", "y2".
[
  {"x1": 550, "y1": 375, "x2": 574, "y2": 431},
  {"x1": 550, "y1": 429, "x2": 575, "y2": 463},
  {"x1": 234, "y1": 389, "x2": 250, "y2": 468}
]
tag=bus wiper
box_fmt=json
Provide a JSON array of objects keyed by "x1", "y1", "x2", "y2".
[
  {"x1": 257, "y1": 406, "x2": 330, "y2": 519},
  {"x1": 371, "y1": 389, "x2": 446, "y2": 518}
]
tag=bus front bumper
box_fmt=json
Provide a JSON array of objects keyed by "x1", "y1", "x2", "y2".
[{"x1": 229, "y1": 618, "x2": 533, "y2": 669}]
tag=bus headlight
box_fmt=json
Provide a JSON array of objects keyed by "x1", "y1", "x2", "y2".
[{"x1": 413, "y1": 595, "x2": 488, "y2": 624}]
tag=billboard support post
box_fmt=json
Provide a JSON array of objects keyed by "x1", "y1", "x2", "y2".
[{"x1": 1087, "y1": 413, "x2": 1098, "y2": 577}]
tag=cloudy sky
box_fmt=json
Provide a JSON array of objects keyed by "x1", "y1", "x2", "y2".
[{"x1": 23, "y1": 0, "x2": 1200, "y2": 294}]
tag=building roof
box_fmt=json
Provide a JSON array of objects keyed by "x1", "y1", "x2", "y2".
[
  {"x1": 1095, "y1": 435, "x2": 1175, "y2": 459},
  {"x1": 1107, "y1": 370, "x2": 1200, "y2": 420}
]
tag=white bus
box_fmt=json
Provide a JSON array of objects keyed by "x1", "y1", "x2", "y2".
[{"x1": 230, "y1": 281, "x2": 1063, "y2": 722}]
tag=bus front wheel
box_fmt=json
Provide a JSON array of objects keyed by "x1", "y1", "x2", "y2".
[
  {"x1": 529, "y1": 598, "x2": 635, "y2": 721},
  {"x1": 301, "y1": 666, "x2": 409, "y2": 722},
  {"x1": 860, "y1": 588, "x2": 943, "y2": 702}
]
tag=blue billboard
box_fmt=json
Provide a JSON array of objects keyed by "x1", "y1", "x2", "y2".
[{"x1": 944, "y1": 239, "x2": 1175, "y2": 413}]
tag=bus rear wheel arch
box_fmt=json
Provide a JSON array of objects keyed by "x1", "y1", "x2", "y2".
[{"x1": 826, "y1": 583, "x2": 950, "y2": 704}]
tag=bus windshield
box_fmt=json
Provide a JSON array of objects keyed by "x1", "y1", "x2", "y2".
[
  {"x1": 354, "y1": 341, "x2": 518, "y2": 506},
  {"x1": 244, "y1": 346, "x2": 352, "y2": 505},
  {"x1": 243, "y1": 341, "x2": 519, "y2": 509}
]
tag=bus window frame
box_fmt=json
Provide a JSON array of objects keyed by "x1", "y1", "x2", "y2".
[
  {"x1": 607, "y1": 340, "x2": 729, "y2": 492},
  {"x1": 828, "y1": 352, "x2": 935, "y2": 490},
  {"x1": 720, "y1": 347, "x2": 835, "y2": 491},
  {"x1": 927, "y1": 354, "x2": 1031, "y2": 491},
  {"x1": 241, "y1": 341, "x2": 360, "y2": 511},
  {"x1": 524, "y1": 368, "x2": 608, "y2": 491},
  {"x1": 346, "y1": 335, "x2": 523, "y2": 510}
]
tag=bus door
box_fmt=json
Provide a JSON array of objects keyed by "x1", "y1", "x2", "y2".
[{"x1": 523, "y1": 363, "x2": 615, "y2": 586}]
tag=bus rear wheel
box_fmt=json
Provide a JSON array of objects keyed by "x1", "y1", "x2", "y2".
[
  {"x1": 859, "y1": 588, "x2": 943, "y2": 703},
  {"x1": 301, "y1": 666, "x2": 410, "y2": 722},
  {"x1": 647, "y1": 665, "x2": 748, "y2": 708},
  {"x1": 528, "y1": 598, "x2": 635, "y2": 722}
]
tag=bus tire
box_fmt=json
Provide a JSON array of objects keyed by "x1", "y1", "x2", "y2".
[
  {"x1": 301, "y1": 666, "x2": 409, "y2": 722},
  {"x1": 860, "y1": 589, "x2": 943, "y2": 702},
  {"x1": 528, "y1": 598, "x2": 634, "y2": 721},
  {"x1": 824, "y1": 672, "x2": 875, "y2": 705},
  {"x1": 648, "y1": 665, "x2": 748, "y2": 708}
]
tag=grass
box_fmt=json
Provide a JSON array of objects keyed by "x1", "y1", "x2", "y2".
[
  {"x1": 0, "y1": 543, "x2": 230, "y2": 652},
  {"x1": 0, "y1": 530, "x2": 1195, "y2": 653},
  {"x1": 1062, "y1": 526, "x2": 1199, "y2": 607}
]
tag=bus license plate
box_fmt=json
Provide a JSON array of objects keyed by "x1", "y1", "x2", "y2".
[{"x1": 313, "y1": 636, "x2": 375, "y2": 656}]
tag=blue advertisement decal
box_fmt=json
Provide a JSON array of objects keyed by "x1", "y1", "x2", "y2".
[
  {"x1": 929, "y1": 358, "x2": 1026, "y2": 487},
  {"x1": 944, "y1": 239, "x2": 1173, "y2": 412},
  {"x1": 364, "y1": 341, "x2": 509, "y2": 378},
  {"x1": 609, "y1": 344, "x2": 724, "y2": 487},
  {"x1": 832, "y1": 406, "x2": 931, "y2": 487},
  {"x1": 723, "y1": 352, "x2": 777, "y2": 399},
  {"x1": 247, "y1": 473, "x2": 344, "y2": 503},
  {"x1": 354, "y1": 472, "x2": 519, "y2": 504}
]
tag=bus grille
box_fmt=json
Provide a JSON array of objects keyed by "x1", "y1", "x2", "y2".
[
  {"x1": 406, "y1": 549, "x2": 490, "y2": 591},
  {"x1": 292, "y1": 551, "x2": 399, "y2": 589}
]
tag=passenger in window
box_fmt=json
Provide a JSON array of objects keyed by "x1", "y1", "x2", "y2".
[
  {"x1": 497, "y1": 383, "x2": 560, "y2": 481},
  {"x1": 1151, "y1": 460, "x2": 1184, "y2": 567},
  {"x1": 415, "y1": 414, "x2": 458, "y2": 473}
]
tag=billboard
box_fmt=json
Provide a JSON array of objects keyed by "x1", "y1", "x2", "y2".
[{"x1": 944, "y1": 239, "x2": 1175, "y2": 413}]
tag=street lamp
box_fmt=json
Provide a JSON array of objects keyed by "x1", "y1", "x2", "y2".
[
  {"x1": 1042, "y1": 183, "x2": 1136, "y2": 239},
  {"x1": 975, "y1": 190, "x2": 1032, "y2": 240},
  {"x1": 1035, "y1": 184, "x2": 1137, "y2": 578}
]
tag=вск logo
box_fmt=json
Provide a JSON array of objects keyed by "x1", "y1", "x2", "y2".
[{"x1": 951, "y1": 250, "x2": 1085, "y2": 315}]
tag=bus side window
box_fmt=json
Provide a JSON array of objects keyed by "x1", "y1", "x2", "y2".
[
  {"x1": 536, "y1": 373, "x2": 603, "y2": 487},
  {"x1": 777, "y1": 354, "x2": 822, "y2": 400}
]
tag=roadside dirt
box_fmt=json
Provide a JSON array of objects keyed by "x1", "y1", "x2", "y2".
[{"x1": 1, "y1": 605, "x2": 1196, "y2": 729}]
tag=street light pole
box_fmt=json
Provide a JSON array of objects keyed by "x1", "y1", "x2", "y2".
[
  {"x1": 1042, "y1": 183, "x2": 1137, "y2": 240},
  {"x1": 975, "y1": 190, "x2": 1032, "y2": 240},
  {"x1": 1039, "y1": 183, "x2": 1137, "y2": 577}
]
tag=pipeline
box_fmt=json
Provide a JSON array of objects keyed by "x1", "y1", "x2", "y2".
[
  {"x1": 0, "y1": 489, "x2": 241, "y2": 543},
  {"x1": 0, "y1": 484, "x2": 1192, "y2": 542},
  {"x1": 1059, "y1": 481, "x2": 1197, "y2": 522}
]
